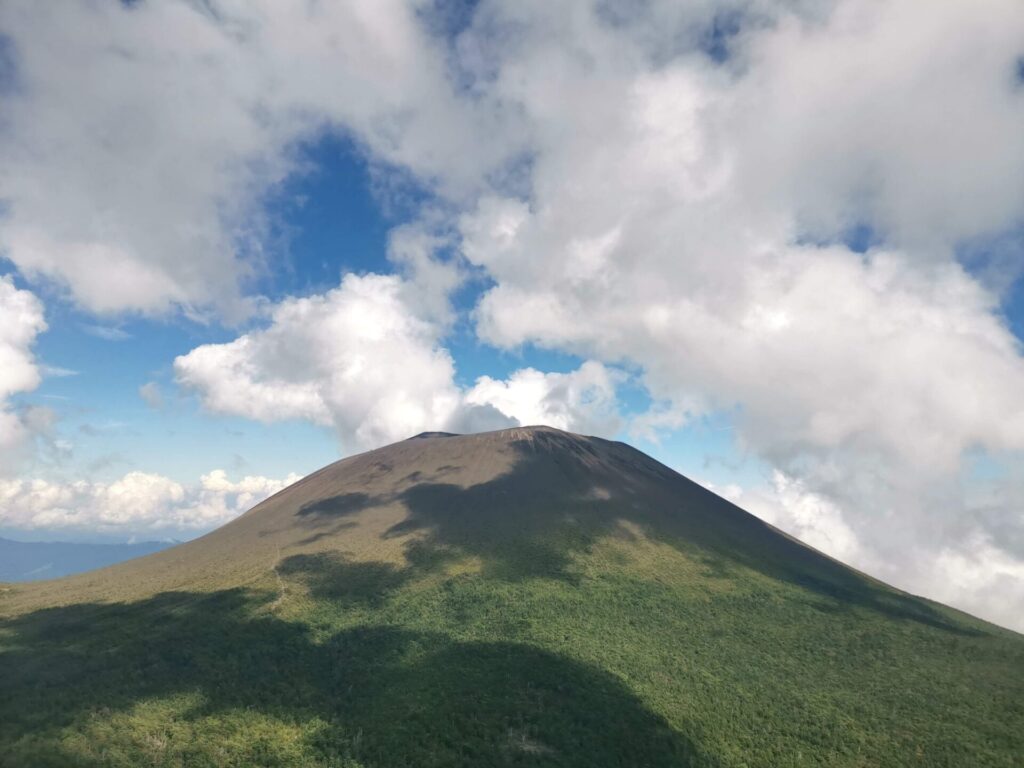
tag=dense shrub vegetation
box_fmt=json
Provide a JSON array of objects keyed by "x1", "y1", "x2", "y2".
[{"x1": 2, "y1": 430, "x2": 1021, "y2": 766}]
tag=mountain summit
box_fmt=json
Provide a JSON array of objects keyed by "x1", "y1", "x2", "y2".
[{"x1": 2, "y1": 427, "x2": 1022, "y2": 766}]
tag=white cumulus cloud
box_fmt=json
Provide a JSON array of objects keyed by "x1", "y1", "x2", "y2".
[
  {"x1": 175, "y1": 272, "x2": 622, "y2": 450},
  {"x1": 0, "y1": 0, "x2": 519, "y2": 317},
  {"x1": 0, "y1": 469, "x2": 302, "y2": 535},
  {"x1": 465, "y1": 361, "x2": 623, "y2": 437},
  {"x1": 0, "y1": 276, "x2": 48, "y2": 472}
]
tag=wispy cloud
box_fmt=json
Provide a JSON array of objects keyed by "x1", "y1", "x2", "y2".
[
  {"x1": 40, "y1": 364, "x2": 77, "y2": 378},
  {"x1": 139, "y1": 381, "x2": 163, "y2": 410},
  {"x1": 81, "y1": 324, "x2": 131, "y2": 341}
]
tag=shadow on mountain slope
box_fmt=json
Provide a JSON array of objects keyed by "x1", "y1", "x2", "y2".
[
  {"x1": 277, "y1": 553, "x2": 412, "y2": 608},
  {"x1": 297, "y1": 492, "x2": 373, "y2": 518},
  {"x1": 291, "y1": 433, "x2": 983, "y2": 637},
  {"x1": 0, "y1": 588, "x2": 708, "y2": 767}
]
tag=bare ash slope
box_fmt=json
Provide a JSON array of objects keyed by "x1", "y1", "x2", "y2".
[
  {"x1": 4, "y1": 426, "x2": 899, "y2": 612},
  {"x1": 2, "y1": 427, "x2": 1023, "y2": 767}
]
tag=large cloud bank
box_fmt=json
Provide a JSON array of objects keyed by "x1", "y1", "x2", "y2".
[{"x1": 1, "y1": 0, "x2": 1024, "y2": 628}]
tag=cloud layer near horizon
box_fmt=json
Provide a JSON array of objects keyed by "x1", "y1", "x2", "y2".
[
  {"x1": 1, "y1": 0, "x2": 1024, "y2": 629},
  {"x1": 0, "y1": 469, "x2": 302, "y2": 535}
]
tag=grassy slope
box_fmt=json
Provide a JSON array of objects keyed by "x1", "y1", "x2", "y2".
[{"x1": 1, "y1": 428, "x2": 1022, "y2": 767}]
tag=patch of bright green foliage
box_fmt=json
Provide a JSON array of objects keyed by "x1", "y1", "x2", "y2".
[{"x1": 2, "y1": 524, "x2": 1022, "y2": 768}]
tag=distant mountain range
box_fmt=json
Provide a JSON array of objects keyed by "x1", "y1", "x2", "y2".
[{"x1": 0, "y1": 536, "x2": 174, "y2": 582}]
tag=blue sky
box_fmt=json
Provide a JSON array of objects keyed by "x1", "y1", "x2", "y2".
[
  {"x1": 1, "y1": 0, "x2": 1023, "y2": 630},
  {"x1": 11, "y1": 133, "x2": 760, "y2": 494}
]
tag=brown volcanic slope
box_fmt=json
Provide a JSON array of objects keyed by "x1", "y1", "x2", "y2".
[
  {"x1": 2, "y1": 427, "x2": 1023, "y2": 767},
  {"x1": 5, "y1": 426, "x2": 876, "y2": 609}
]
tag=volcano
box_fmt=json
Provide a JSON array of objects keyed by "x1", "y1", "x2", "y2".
[{"x1": 2, "y1": 427, "x2": 1022, "y2": 767}]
